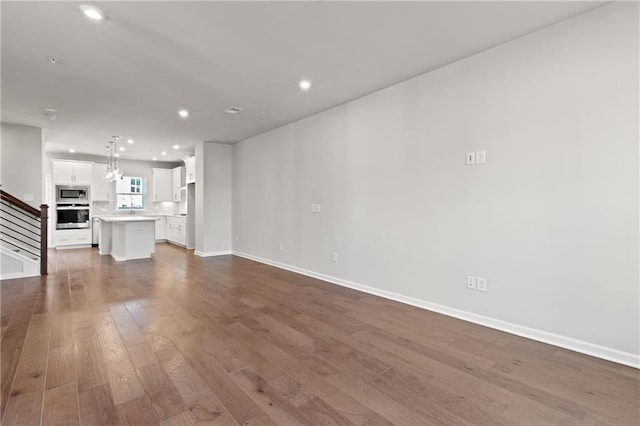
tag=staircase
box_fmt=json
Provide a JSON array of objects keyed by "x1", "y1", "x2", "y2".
[{"x1": 0, "y1": 190, "x2": 48, "y2": 280}]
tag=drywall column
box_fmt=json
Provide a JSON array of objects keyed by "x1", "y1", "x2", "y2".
[
  {"x1": 195, "y1": 142, "x2": 232, "y2": 256},
  {"x1": 0, "y1": 123, "x2": 44, "y2": 208}
]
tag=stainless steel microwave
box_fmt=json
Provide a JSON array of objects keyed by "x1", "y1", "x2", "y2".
[{"x1": 56, "y1": 185, "x2": 89, "y2": 203}]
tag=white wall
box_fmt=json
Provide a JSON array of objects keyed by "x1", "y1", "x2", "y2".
[
  {"x1": 232, "y1": 3, "x2": 639, "y2": 365},
  {"x1": 195, "y1": 142, "x2": 232, "y2": 256},
  {"x1": 1, "y1": 123, "x2": 44, "y2": 208}
]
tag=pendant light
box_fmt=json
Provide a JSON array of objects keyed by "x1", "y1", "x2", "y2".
[{"x1": 104, "y1": 136, "x2": 123, "y2": 182}]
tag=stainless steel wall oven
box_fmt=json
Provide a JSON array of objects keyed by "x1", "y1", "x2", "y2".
[{"x1": 56, "y1": 204, "x2": 90, "y2": 229}]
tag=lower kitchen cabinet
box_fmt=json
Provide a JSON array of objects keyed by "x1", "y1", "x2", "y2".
[
  {"x1": 165, "y1": 216, "x2": 186, "y2": 246},
  {"x1": 155, "y1": 216, "x2": 166, "y2": 241},
  {"x1": 53, "y1": 229, "x2": 92, "y2": 248}
]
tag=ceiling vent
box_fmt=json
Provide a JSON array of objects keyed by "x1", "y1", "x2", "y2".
[
  {"x1": 42, "y1": 107, "x2": 57, "y2": 120},
  {"x1": 224, "y1": 106, "x2": 244, "y2": 114}
]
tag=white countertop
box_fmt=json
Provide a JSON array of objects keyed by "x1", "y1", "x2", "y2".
[{"x1": 99, "y1": 216, "x2": 158, "y2": 223}]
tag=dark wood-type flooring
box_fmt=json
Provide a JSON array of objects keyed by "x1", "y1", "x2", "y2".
[{"x1": 1, "y1": 244, "x2": 638, "y2": 425}]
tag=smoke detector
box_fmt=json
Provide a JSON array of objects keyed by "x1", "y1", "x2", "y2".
[{"x1": 224, "y1": 106, "x2": 244, "y2": 114}]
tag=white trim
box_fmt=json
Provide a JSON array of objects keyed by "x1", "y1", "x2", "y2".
[
  {"x1": 0, "y1": 246, "x2": 40, "y2": 280},
  {"x1": 110, "y1": 252, "x2": 127, "y2": 262},
  {"x1": 110, "y1": 252, "x2": 153, "y2": 262},
  {"x1": 0, "y1": 246, "x2": 38, "y2": 264},
  {"x1": 1, "y1": 271, "x2": 39, "y2": 281},
  {"x1": 233, "y1": 251, "x2": 640, "y2": 369},
  {"x1": 166, "y1": 240, "x2": 186, "y2": 248},
  {"x1": 55, "y1": 244, "x2": 91, "y2": 250},
  {"x1": 195, "y1": 250, "x2": 232, "y2": 257}
]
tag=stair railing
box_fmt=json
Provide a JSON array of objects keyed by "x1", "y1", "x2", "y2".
[{"x1": 0, "y1": 190, "x2": 48, "y2": 275}]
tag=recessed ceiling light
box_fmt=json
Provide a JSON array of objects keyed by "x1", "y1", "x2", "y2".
[
  {"x1": 299, "y1": 79, "x2": 312, "y2": 90},
  {"x1": 225, "y1": 106, "x2": 244, "y2": 114},
  {"x1": 119, "y1": 146, "x2": 125, "y2": 151},
  {"x1": 178, "y1": 109, "x2": 189, "y2": 118},
  {"x1": 68, "y1": 149, "x2": 75, "y2": 153},
  {"x1": 161, "y1": 151, "x2": 167, "y2": 156},
  {"x1": 173, "y1": 145, "x2": 180, "y2": 150},
  {"x1": 115, "y1": 153, "x2": 120, "y2": 157},
  {"x1": 79, "y1": 5, "x2": 105, "y2": 20},
  {"x1": 127, "y1": 139, "x2": 134, "y2": 144},
  {"x1": 48, "y1": 57, "x2": 58, "y2": 65},
  {"x1": 152, "y1": 157, "x2": 157, "y2": 161}
]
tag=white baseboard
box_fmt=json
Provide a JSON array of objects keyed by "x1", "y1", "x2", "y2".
[
  {"x1": 55, "y1": 244, "x2": 91, "y2": 250},
  {"x1": 167, "y1": 241, "x2": 186, "y2": 248},
  {"x1": 111, "y1": 252, "x2": 126, "y2": 262},
  {"x1": 233, "y1": 251, "x2": 639, "y2": 369},
  {"x1": 1, "y1": 271, "x2": 40, "y2": 281},
  {"x1": 195, "y1": 250, "x2": 232, "y2": 257}
]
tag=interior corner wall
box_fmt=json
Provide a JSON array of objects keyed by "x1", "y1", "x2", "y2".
[
  {"x1": 195, "y1": 142, "x2": 232, "y2": 255},
  {"x1": 232, "y1": 2, "x2": 639, "y2": 363},
  {"x1": 0, "y1": 123, "x2": 44, "y2": 208}
]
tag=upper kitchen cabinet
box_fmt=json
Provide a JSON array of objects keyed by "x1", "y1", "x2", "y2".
[
  {"x1": 184, "y1": 156, "x2": 196, "y2": 184},
  {"x1": 91, "y1": 164, "x2": 114, "y2": 201},
  {"x1": 52, "y1": 160, "x2": 92, "y2": 185},
  {"x1": 151, "y1": 168, "x2": 172, "y2": 202},
  {"x1": 172, "y1": 166, "x2": 185, "y2": 202},
  {"x1": 116, "y1": 176, "x2": 144, "y2": 194}
]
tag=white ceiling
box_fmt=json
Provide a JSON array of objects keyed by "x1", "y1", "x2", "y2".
[{"x1": 2, "y1": 1, "x2": 603, "y2": 162}]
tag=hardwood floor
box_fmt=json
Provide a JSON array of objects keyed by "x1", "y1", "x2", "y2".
[{"x1": 1, "y1": 244, "x2": 638, "y2": 425}]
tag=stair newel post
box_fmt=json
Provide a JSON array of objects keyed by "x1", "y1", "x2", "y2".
[{"x1": 40, "y1": 204, "x2": 48, "y2": 275}]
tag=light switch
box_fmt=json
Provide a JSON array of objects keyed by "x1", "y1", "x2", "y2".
[
  {"x1": 311, "y1": 204, "x2": 321, "y2": 213},
  {"x1": 477, "y1": 277, "x2": 487, "y2": 292},
  {"x1": 476, "y1": 150, "x2": 486, "y2": 164}
]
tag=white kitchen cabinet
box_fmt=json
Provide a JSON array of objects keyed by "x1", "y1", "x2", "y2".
[
  {"x1": 184, "y1": 157, "x2": 196, "y2": 184},
  {"x1": 115, "y1": 177, "x2": 129, "y2": 194},
  {"x1": 151, "y1": 168, "x2": 172, "y2": 202},
  {"x1": 165, "y1": 216, "x2": 186, "y2": 246},
  {"x1": 91, "y1": 164, "x2": 114, "y2": 202},
  {"x1": 172, "y1": 166, "x2": 185, "y2": 202},
  {"x1": 52, "y1": 160, "x2": 93, "y2": 185},
  {"x1": 116, "y1": 176, "x2": 143, "y2": 194},
  {"x1": 53, "y1": 229, "x2": 92, "y2": 248},
  {"x1": 155, "y1": 216, "x2": 166, "y2": 241},
  {"x1": 74, "y1": 163, "x2": 93, "y2": 184}
]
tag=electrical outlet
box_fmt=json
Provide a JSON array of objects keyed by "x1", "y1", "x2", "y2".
[
  {"x1": 332, "y1": 252, "x2": 338, "y2": 263},
  {"x1": 477, "y1": 277, "x2": 487, "y2": 292},
  {"x1": 466, "y1": 276, "x2": 476, "y2": 290},
  {"x1": 466, "y1": 152, "x2": 476, "y2": 165},
  {"x1": 235, "y1": 235, "x2": 240, "y2": 243},
  {"x1": 279, "y1": 242, "x2": 284, "y2": 251},
  {"x1": 476, "y1": 150, "x2": 486, "y2": 164}
]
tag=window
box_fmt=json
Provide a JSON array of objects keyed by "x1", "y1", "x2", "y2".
[{"x1": 116, "y1": 176, "x2": 146, "y2": 210}]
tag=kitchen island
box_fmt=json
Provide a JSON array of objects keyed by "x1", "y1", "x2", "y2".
[{"x1": 98, "y1": 216, "x2": 157, "y2": 261}]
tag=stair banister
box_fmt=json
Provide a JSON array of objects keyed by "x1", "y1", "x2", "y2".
[{"x1": 0, "y1": 190, "x2": 49, "y2": 276}]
